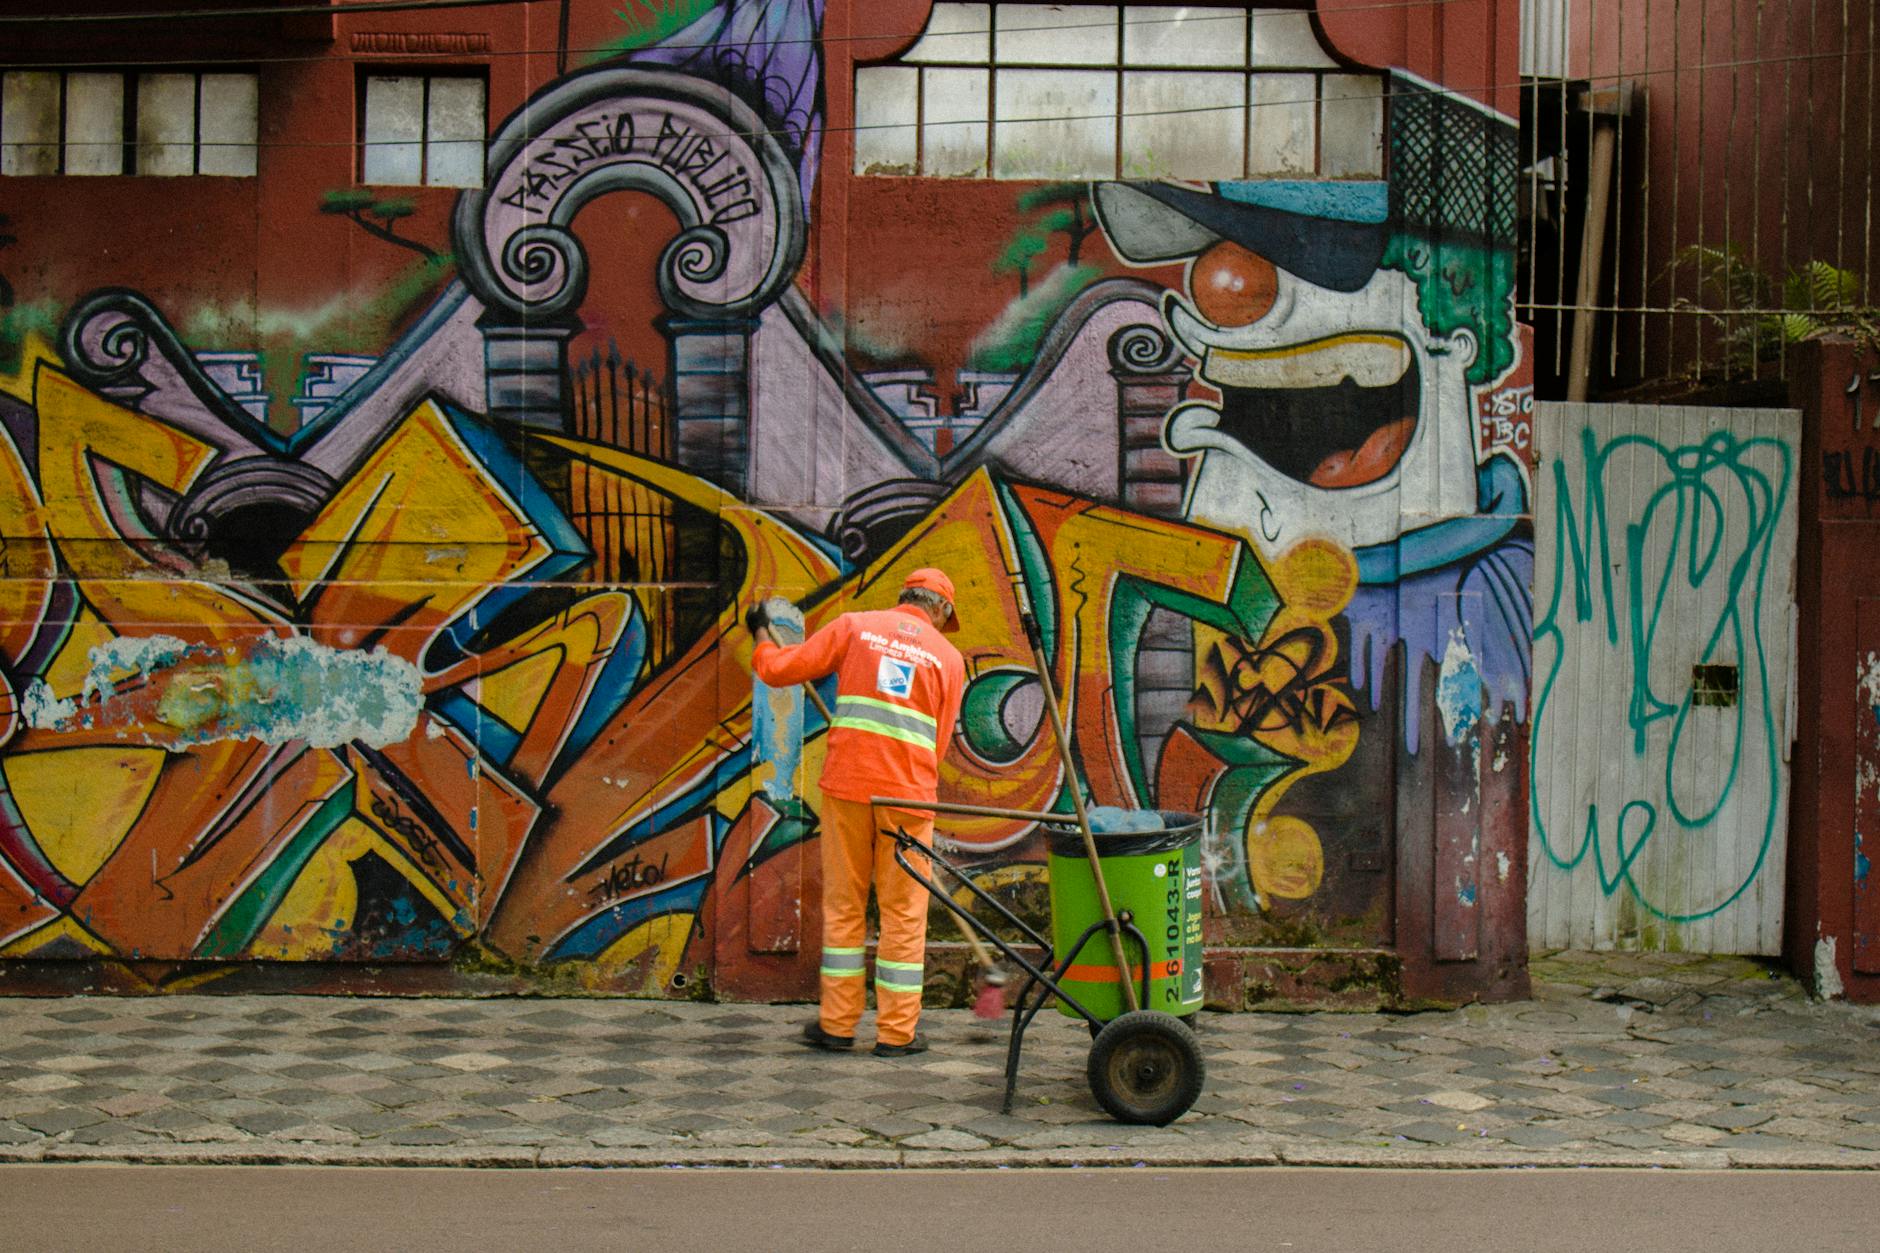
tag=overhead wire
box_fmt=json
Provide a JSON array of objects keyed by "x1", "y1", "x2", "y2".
[
  {"x1": 2, "y1": 5, "x2": 1865, "y2": 372},
  {"x1": 6, "y1": 6, "x2": 1872, "y2": 303},
  {"x1": 0, "y1": 1, "x2": 1492, "y2": 164},
  {"x1": 0, "y1": 0, "x2": 551, "y2": 23},
  {"x1": 4, "y1": 0, "x2": 1467, "y2": 65},
  {"x1": 0, "y1": 0, "x2": 1870, "y2": 152},
  {"x1": 0, "y1": 41, "x2": 1875, "y2": 157}
]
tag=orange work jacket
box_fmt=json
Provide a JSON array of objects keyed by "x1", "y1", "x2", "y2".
[{"x1": 751, "y1": 604, "x2": 965, "y2": 803}]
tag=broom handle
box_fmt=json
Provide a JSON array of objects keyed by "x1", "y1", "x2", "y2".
[
  {"x1": 1018, "y1": 605, "x2": 1139, "y2": 1014},
  {"x1": 947, "y1": 902, "x2": 998, "y2": 967}
]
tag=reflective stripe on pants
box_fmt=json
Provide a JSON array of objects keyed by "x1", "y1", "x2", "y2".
[
  {"x1": 819, "y1": 946, "x2": 865, "y2": 980},
  {"x1": 818, "y1": 795, "x2": 932, "y2": 1047}
]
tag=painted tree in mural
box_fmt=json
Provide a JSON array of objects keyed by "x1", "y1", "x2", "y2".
[
  {"x1": 991, "y1": 230, "x2": 1047, "y2": 299},
  {"x1": 972, "y1": 189, "x2": 1109, "y2": 372},
  {"x1": 0, "y1": 214, "x2": 46, "y2": 375},
  {"x1": 603, "y1": 0, "x2": 723, "y2": 55},
  {"x1": 319, "y1": 191, "x2": 440, "y2": 262},
  {"x1": 1020, "y1": 183, "x2": 1101, "y2": 266}
]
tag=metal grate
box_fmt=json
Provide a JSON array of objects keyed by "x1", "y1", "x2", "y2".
[
  {"x1": 567, "y1": 341, "x2": 679, "y2": 665},
  {"x1": 1392, "y1": 75, "x2": 1520, "y2": 241},
  {"x1": 1519, "y1": 0, "x2": 1880, "y2": 399}
]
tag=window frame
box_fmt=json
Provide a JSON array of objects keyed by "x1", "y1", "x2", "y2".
[
  {"x1": 0, "y1": 67, "x2": 259, "y2": 178},
  {"x1": 355, "y1": 67, "x2": 489, "y2": 189},
  {"x1": 850, "y1": 3, "x2": 1386, "y2": 182}
]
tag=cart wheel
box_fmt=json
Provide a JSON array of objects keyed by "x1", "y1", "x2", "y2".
[
  {"x1": 1089, "y1": 1011, "x2": 1197, "y2": 1041},
  {"x1": 1086, "y1": 1011, "x2": 1205, "y2": 1126}
]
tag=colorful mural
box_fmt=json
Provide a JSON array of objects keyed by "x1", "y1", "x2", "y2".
[{"x1": 0, "y1": 5, "x2": 1531, "y2": 1002}]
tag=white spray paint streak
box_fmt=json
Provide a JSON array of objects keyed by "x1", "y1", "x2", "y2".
[
  {"x1": 21, "y1": 632, "x2": 196, "y2": 730},
  {"x1": 258, "y1": 637, "x2": 423, "y2": 747},
  {"x1": 19, "y1": 681, "x2": 76, "y2": 728},
  {"x1": 1435, "y1": 627, "x2": 1485, "y2": 747},
  {"x1": 1858, "y1": 758, "x2": 1880, "y2": 809},
  {"x1": 1496, "y1": 850, "x2": 1511, "y2": 883},
  {"x1": 22, "y1": 634, "x2": 422, "y2": 749},
  {"x1": 80, "y1": 634, "x2": 194, "y2": 703},
  {"x1": 1860, "y1": 651, "x2": 1880, "y2": 709},
  {"x1": 1814, "y1": 935, "x2": 1845, "y2": 1001}
]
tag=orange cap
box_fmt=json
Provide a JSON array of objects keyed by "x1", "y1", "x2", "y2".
[{"x1": 902, "y1": 567, "x2": 959, "y2": 632}]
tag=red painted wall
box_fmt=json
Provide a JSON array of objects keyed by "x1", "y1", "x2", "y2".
[
  {"x1": 6, "y1": 0, "x2": 1524, "y2": 421},
  {"x1": 2, "y1": 2, "x2": 664, "y2": 417},
  {"x1": 1787, "y1": 336, "x2": 1880, "y2": 1003}
]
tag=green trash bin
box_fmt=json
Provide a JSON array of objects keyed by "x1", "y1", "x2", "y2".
[{"x1": 1047, "y1": 810, "x2": 1205, "y2": 1022}]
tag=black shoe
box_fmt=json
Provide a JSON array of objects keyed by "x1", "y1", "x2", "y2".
[
  {"x1": 800, "y1": 1021, "x2": 854, "y2": 1051},
  {"x1": 872, "y1": 1035, "x2": 928, "y2": 1057}
]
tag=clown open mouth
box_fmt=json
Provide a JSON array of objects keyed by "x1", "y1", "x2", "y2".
[{"x1": 1202, "y1": 334, "x2": 1420, "y2": 490}]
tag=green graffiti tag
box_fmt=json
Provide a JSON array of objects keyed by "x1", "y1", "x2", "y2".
[{"x1": 1530, "y1": 425, "x2": 1792, "y2": 922}]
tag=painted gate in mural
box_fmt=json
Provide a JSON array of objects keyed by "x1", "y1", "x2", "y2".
[
  {"x1": 1529, "y1": 402, "x2": 1798, "y2": 953},
  {"x1": 0, "y1": 4, "x2": 1532, "y2": 997}
]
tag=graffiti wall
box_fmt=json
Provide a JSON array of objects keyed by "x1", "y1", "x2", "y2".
[{"x1": 0, "y1": 2, "x2": 1530, "y2": 1005}]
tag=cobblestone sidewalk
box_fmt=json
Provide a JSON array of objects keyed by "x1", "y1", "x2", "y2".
[{"x1": 0, "y1": 951, "x2": 1876, "y2": 1169}]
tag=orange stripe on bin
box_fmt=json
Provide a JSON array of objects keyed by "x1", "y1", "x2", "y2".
[{"x1": 1061, "y1": 959, "x2": 1178, "y2": 984}]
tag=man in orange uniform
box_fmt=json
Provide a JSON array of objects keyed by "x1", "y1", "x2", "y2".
[{"x1": 746, "y1": 569, "x2": 966, "y2": 1057}]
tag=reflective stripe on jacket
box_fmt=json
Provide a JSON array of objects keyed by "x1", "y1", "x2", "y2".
[{"x1": 751, "y1": 604, "x2": 965, "y2": 802}]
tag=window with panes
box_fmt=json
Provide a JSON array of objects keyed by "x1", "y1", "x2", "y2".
[
  {"x1": 853, "y1": 3, "x2": 1385, "y2": 181},
  {"x1": 359, "y1": 72, "x2": 486, "y2": 188},
  {"x1": 0, "y1": 69, "x2": 258, "y2": 177}
]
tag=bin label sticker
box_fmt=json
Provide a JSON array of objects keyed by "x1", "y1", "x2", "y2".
[{"x1": 1184, "y1": 859, "x2": 1205, "y2": 1001}]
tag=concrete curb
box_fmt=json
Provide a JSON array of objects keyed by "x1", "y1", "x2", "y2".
[
  {"x1": 1277, "y1": 1145, "x2": 1732, "y2": 1169},
  {"x1": 537, "y1": 1145, "x2": 902, "y2": 1168},
  {"x1": 3, "y1": 1139, "x2": 1879, "y2": 1170},
  {"x1": 32, "y1": 1143, "x2": 542, "y2": 1168}
]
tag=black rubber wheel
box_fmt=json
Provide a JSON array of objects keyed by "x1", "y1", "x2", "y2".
[
  {"x1": 1089, "y1": 1011, "x2": 1197, "y2": 1040},
  {"x1": 1086, "y1": 1010, "x2": 1205, "y2": 1126}
]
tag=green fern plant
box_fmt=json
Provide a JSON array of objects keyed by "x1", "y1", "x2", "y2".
[{"x1": 1671, "y1": 243, "x2": 1880, "y2": 371}]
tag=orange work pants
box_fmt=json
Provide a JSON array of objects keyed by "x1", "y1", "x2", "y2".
[{"x1": 817, "y1": 796, "x2": 932, "y2": 1047}]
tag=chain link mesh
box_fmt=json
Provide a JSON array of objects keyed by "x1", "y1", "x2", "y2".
[{"x1": 1390, "y1": 76, "x2": 1518, "y2": 244}]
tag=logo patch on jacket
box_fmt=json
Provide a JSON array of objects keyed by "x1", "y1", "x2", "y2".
[{"x1": 876, "y1": 656, "x2": 915, "y2": 698}]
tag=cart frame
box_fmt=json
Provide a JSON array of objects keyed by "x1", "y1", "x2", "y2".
[{"x1": 881, "y1": 819, "x2": 1157, "y2": 1114}]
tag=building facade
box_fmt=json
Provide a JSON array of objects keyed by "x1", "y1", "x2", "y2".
[{"x1": 0, "y1": 0, "x2": 1529, "y2": 1006}]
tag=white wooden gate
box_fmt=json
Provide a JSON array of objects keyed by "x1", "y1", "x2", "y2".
[{"x1": 1529, "y1": 403, "x2": 1798, "y2": 952}]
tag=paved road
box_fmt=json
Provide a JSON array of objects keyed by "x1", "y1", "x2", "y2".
[{"x1": 4, "y1": 1165, "x2": 1875, "y2": 1252}]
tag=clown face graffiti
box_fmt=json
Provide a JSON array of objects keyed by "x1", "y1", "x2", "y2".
[
  {"x1": 1092, "y1": 76, "x2": 1523, "y2": 568},
  {"x1": 1094, "y1": 178, "x2": 1480, "y2": 561}
]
